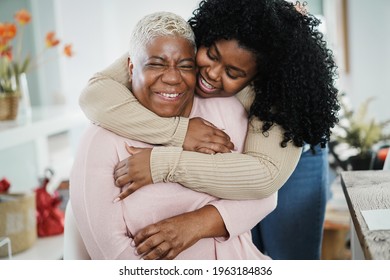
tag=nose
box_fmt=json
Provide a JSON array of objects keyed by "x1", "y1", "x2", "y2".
[
  {"x1": 206, "y1": 63, "x2": 222, "y2": 82},
  {"x1": 161, "y1": 66, "x2": 182, "y2": 85}
]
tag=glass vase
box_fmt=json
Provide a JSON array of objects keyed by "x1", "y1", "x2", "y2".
[{"x1": 16, "y1": 73, "x2": 32, "y2": 123}]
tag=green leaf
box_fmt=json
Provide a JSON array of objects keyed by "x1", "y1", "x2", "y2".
[
  {"x1": 20, "y1": 57, "x2": 31, "y2": 73},
  {"x1": 334, "y1": 94, "x2": 390, "y2": 154}
]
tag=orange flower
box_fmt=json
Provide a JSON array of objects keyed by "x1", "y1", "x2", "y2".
[
  {"x1": 1, "y1": 8, "x2": 74, "y2": 94},
  {"x1": 14, "y1": 9, "x2": 32, "y2": 25},
  {"x1": 0, "y1": 23, "x2": 17, "y2": 41},
  {"x1": 63, "y1": 44, "x2": 73, "y2": 57},
  {"x1": 45, "y1": 32, "x2": 60, "y2": 48}
]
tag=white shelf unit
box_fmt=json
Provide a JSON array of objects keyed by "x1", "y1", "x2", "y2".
[
  {"x1": 0, "y1": 106, "x2": 88, "y2": 260},
  {"x1": 0, "y1": 105, "x2": 88, "y2": 193}
]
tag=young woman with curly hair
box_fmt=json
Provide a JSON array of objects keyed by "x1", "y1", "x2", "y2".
[{"x1": 79, "y1": 0, "x2": 339, "y2": 259}]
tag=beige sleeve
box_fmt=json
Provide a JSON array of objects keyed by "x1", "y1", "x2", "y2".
[
  {"x1": 150, "y1": 87, "x2": 302, "y2": 200},
  {"x1": 78, "y1": 53, "x2": 188, "y2": 146}
]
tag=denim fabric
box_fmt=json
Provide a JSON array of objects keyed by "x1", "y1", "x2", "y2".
[{"x1": 251, "y1": 145, "x2": 329, "y2": 260}]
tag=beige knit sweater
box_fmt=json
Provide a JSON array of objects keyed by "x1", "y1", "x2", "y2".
[{"x1": 79, "y1": 54, "x2": 302, "y2": 199}]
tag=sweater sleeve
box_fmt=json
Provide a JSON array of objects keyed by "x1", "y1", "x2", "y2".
[
  {"x1": 79, "y1": 53, "x2": 188, "y2": 147},
  {"x1": 150, "y1": 87, "x2": 302, "y2": 200},
  {"x1": 209, "y1": 192, "x2": 277, "y2": 241},
  {"x1": 151, "y1": 119, "x2": 302, "y2": 200}
]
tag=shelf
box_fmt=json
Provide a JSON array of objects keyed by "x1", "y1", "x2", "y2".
[
  {"x1": 0, "y1": 105, "x2": 88, "y2": 192},
  {"x1": 0, "y1": 105, "x2": 87, "y2": 151}
]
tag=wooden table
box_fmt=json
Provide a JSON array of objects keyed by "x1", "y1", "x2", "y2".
[{"x1": 341, "y1": 170, "x2": 390, "y2": 260}]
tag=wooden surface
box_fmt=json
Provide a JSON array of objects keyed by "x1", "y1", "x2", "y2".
[{"x1": 341, "y1": 170, "x2": 390, "y2": 260}]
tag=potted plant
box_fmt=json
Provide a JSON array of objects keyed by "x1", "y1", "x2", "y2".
[
  {"x1": 332, "y1": 93, "x2": 390, "y2": 170},
  {"x1": 0, "y1": 9, "x2": 73, "y2": 121}
]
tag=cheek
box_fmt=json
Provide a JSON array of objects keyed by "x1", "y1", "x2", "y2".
[
  {"x1": 196, "y1": 49, "x2": 208, "y2": 66},
  {"x1": 222, "y1": 77, "x2": 251, "y2": 96},
  {"x1": 133, "y1": 71, "x2": 159, "y2": 92},
  {"x1": 185, "y1": 73, "x2": 197, "y2": 89}
]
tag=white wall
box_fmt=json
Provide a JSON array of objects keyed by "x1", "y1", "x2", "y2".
[
  {"x1": 344, "y1": 0, "x2": 390, "y2": 122},
  {"x1": 55, "y1": 0, "x2": 200, "y2": 108}
]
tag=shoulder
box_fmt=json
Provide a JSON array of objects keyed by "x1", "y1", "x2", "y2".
[
  {"x1": 81, "y1": 124, "x2": 119, "y2": 145},
  {"x1": 75, "y1": 125, "x2": 123, "y2": 161},
  {"x1": 76, "y1": 124, "x2": 152, "y2": 162},
  {"x1": 235, "y1": 85, "x2": 254, "y2": 112}
]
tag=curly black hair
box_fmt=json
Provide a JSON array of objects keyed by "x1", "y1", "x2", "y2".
[{"x1": 188, "y1": 0, "x2": 340, "y2": 150}]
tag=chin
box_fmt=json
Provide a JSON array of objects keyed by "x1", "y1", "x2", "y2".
[
  {"x1": 155, "y1": 111, "x2": 179, "y2": 118},
  {"x1": 195, "y1": 87, "x2": 212, "y2": 98}
]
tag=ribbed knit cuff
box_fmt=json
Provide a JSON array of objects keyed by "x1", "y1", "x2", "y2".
[
  {"x1": 150, "y1": 146, "x2": 183, "y2": 183},
  {"x1": 168, "y1": 117, "x2": 189, "y2": 147}
]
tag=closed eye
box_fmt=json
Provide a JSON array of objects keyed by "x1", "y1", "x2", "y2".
[
  {"x1": 206, "y1": 48, "x2": 218, "y2": 61},
  {"x1": 226, "y1": 70, "x2": 239, "y2": 80},
  {"x1": 148, "y1": 63, "x2": 165, "y2": 67},
  {"x1": 178, "y1": 64, "x2": 195, "y2": 70}
]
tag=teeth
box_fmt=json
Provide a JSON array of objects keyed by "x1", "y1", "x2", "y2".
[
  {"x1": 159, "y1": 92, "x2": 180, "y2": 98},
  {"x1": 201, "y1": 77, "x2": 215, "y2": 89}
]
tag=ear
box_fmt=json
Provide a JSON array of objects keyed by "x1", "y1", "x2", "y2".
[{"x1": 128, "y1": 57, "x2": 133, "y2": 83}]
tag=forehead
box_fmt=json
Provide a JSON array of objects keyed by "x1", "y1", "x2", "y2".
[
  {"x1": 212, "y1": 39, "x2": 257, "y2": 70},
  {"x1": 142, "y1": 36, "x2": 195, "y2": 60}
]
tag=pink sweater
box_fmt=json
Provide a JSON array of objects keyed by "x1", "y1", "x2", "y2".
[{"x1": 70, "y1": 95, "x2": 277, "y2": 259}]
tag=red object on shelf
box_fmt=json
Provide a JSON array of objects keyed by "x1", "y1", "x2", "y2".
[
  {"x1": 35, "y1": 170, "x2": 64, "y2": 237},
  {"x1": 0, "y1": 177, "x2": 11, "y2": 193}
]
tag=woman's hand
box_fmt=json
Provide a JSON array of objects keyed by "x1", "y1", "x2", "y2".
[
  {"x1": 132, "y1": 205, "x2": 227, "y2": 260},
  {"x1": 113, "y1": 144, "x2": 152, "y2": 201},
  {"x1": 184, "y1": 117, "x2": 235, "y2": 154},
  {"x1": 132, "y1": 213, "x2": 200, "y2": 260}
]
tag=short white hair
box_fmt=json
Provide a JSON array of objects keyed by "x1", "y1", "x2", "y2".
[{"x1": 128, "y1": 11, "x2": 196, "y2": 59}]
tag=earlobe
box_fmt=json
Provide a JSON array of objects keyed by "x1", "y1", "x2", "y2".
[{"x1": 128, "y1": 57, "x2": 133, "y2": 83}]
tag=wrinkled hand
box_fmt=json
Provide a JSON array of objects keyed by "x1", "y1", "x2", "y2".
[
  {"x1": 113, "y1": 144, "x2": 152, "y2": 201},
  {"x1": 132, "y1": 212, "x2": 202, "y2": 260},
  {"x1": 184, "y1": 117, "x2": 234, "y2": 154}
]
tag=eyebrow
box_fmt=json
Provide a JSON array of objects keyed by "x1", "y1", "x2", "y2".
[
  {"x1": 213, "y1": 43, "x2": 247, "y2": 77},
  {"x1": 148, "y1": 56, "x2": 165, "y2": 61}
]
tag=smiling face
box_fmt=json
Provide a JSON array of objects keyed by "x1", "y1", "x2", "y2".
[
  {"x1": 195, "y1": 39, "x2": 258, "y2": 98},
  {"x1": 129, "y1": 36, "x2": 196, "y2": 118}
]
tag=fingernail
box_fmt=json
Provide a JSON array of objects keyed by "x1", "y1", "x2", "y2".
[
  {"x1": 134, "y1": 249, "x2": 139, "y2": 256},
  {"x1": 130, "y1": 240, "x2": 135, "y2": 247},
  {"x1": 112, "y1": 197, "x2": 120, "y2": 203}
]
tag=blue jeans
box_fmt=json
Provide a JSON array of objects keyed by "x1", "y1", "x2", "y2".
[{"x1": 251, "y1": 145, "x2": 329, "y2": 260}]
